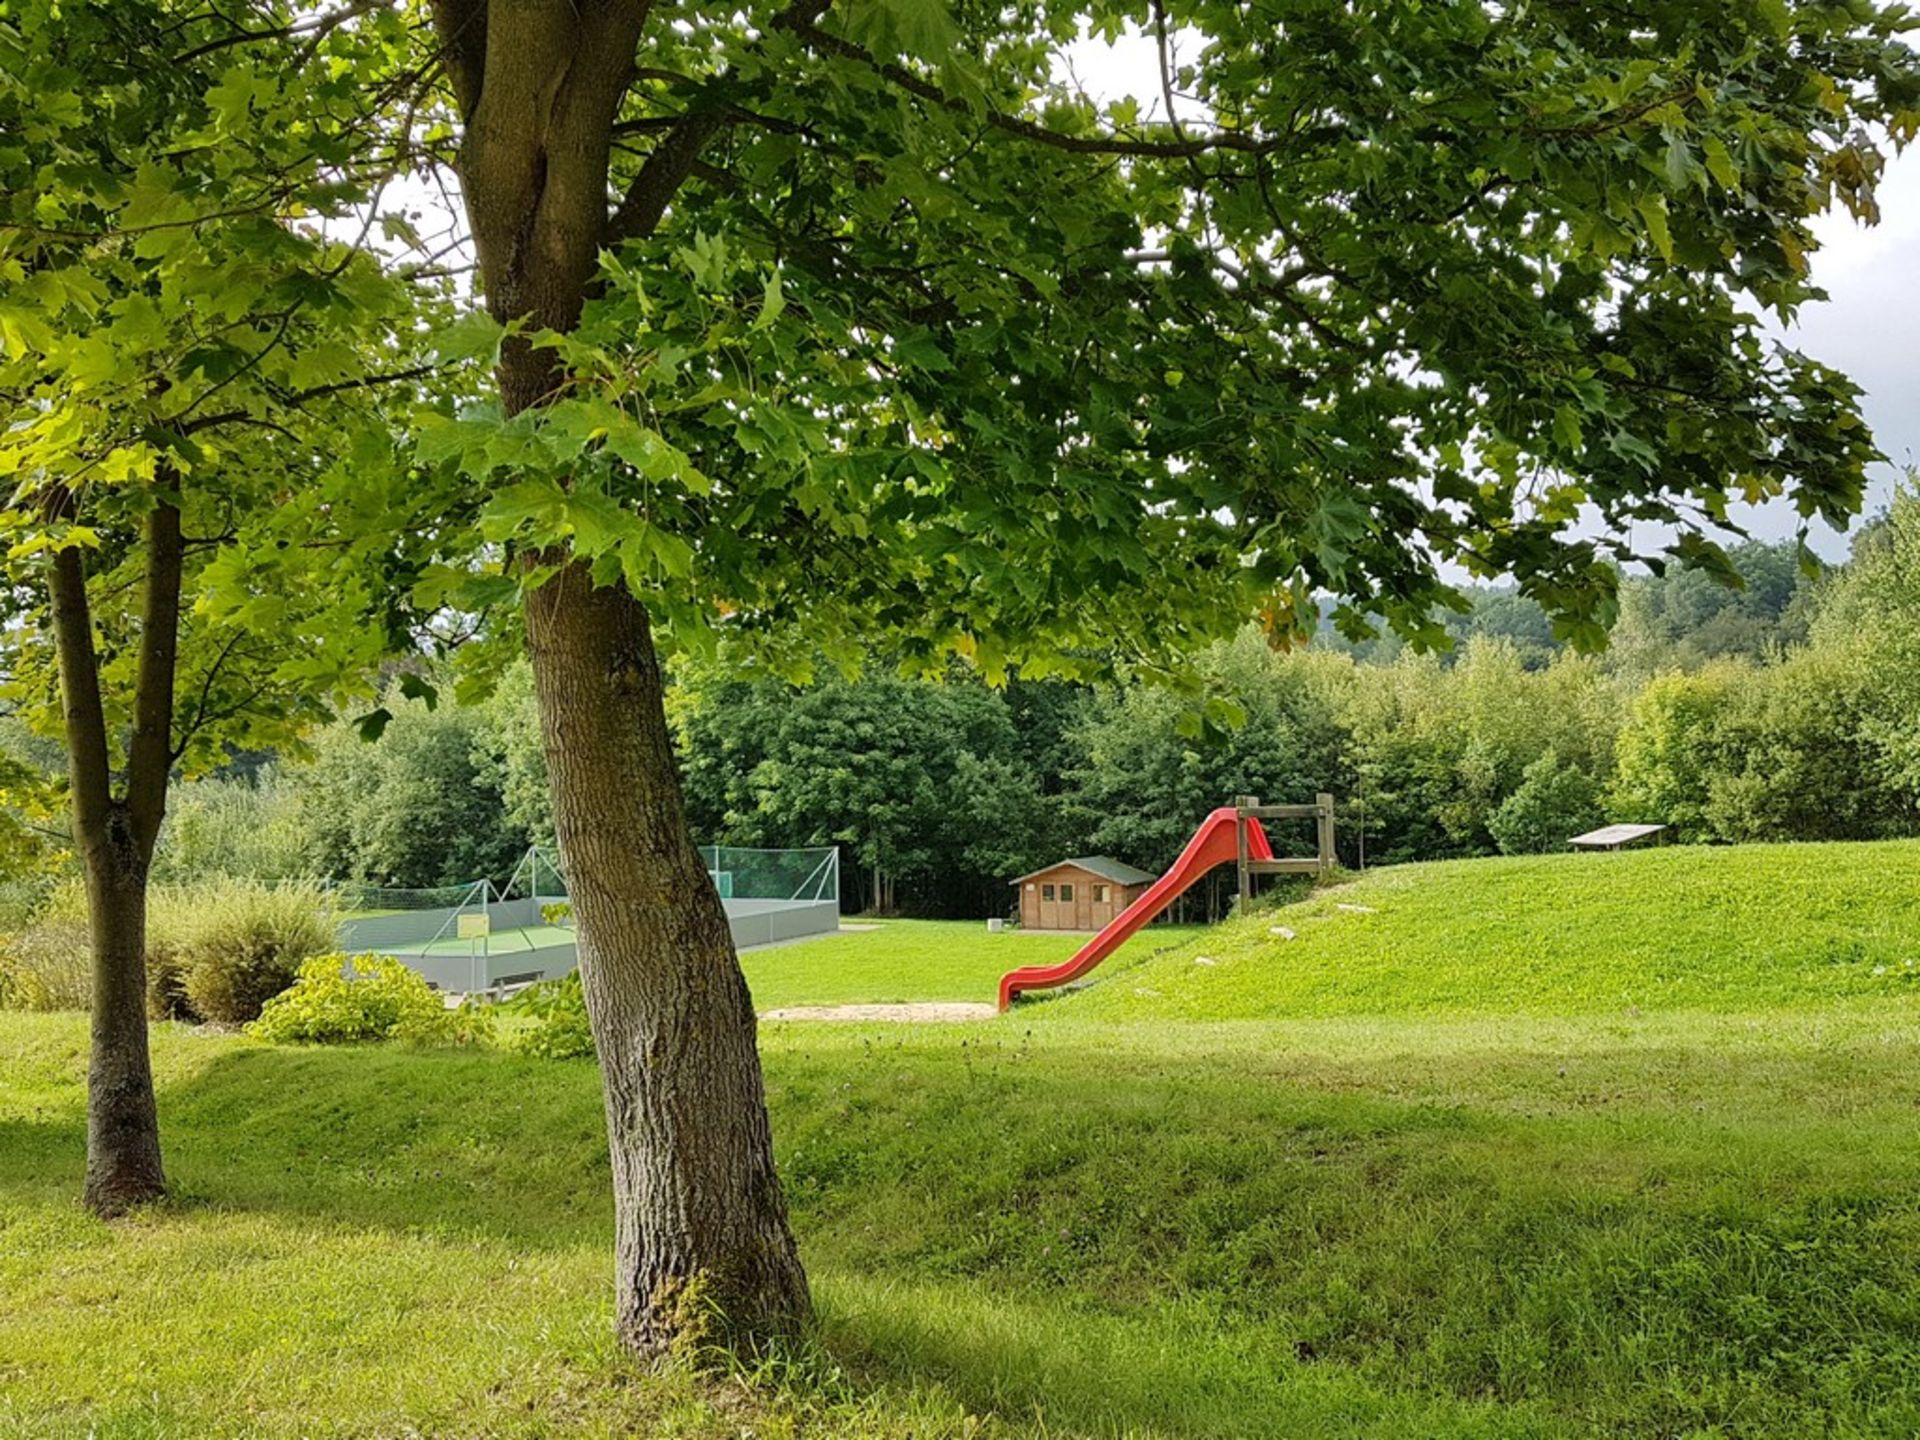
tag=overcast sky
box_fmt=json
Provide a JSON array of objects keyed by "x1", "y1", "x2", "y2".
[{"x1": 1063, "y1": 31, "x2": 1920, "y2": 563}]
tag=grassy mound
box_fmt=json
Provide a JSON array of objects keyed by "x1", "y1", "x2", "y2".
[
  {"x1": 11, "y1": 842, "x2": 1920, "y2": 1436},
  {"x1": 1063, "y1": 840, "x2": 1920, "y2": 1020},
  {"x1": 740, "y1": 918, "x2": 1197, "y2": 1009},
  {"x1": 9, "y1": 991, "x2": 1920, "y2": 1436}
]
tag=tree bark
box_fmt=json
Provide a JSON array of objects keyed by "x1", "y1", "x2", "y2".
[
  {"x1": 45, "y1": 495, "x2": 183, "y2": 1216},
  {"x1": 77, "y1": 832, "x2": 164, "y2": 1216},
  {"x1": 524, "y1": 562, "x2": 808, "y2": 1353}
]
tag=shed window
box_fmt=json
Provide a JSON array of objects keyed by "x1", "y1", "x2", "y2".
[
  {"x1": 1059, "y1": 883, "x2": 1074, "y2": 902},
  {"x1": 1093, "y1": 884, "x2": 1109, "y2": 903},
  {"x1": 1042, "y1": 884, "x2": 1055, "y2": 901}
]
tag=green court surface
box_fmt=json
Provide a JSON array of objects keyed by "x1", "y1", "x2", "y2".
[
  {"x1": 384, "y1": 923, "x2": 575, "y2": 957},
  {"x1": 378, "y1": 917, "x2": 1198, "y2": 1008}
]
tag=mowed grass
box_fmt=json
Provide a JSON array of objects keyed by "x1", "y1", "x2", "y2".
[
  {"x1": 1068, "y1": 839, "x2": 1920, "y2": 1020},
  {"x1": 7, "y1": 842, "x2": 1920, "y2": 1436},
  {"x1": 739, "y1": 918, "x2": 1200, "y2": 1009}
]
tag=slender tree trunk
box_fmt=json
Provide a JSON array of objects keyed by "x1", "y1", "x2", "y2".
[
  {"x1": 525, "y1": 561, "x2": 808, "y2": 1354},
  {"x1": 78, "y1": 825, "x2": 164, "y2": 1214},
  {"x1": 45, "y1": 495, "x2": 181, "y2": 1216}
]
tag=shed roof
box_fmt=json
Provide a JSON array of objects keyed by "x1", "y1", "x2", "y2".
[
  {"x1": 1568, "y1": 823, "x2": 1667, "y2": 849},
  {"x1": 1009, "y1": 855, "x2": 1158, "y2": 887}
]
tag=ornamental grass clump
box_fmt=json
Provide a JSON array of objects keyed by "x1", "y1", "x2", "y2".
[{"x1": 144, "y1": 877, "x2": 335, "y2": 1023}]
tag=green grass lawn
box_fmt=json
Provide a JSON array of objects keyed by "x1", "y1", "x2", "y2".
[
  {"x1": 739, "y1": 918, "x2": 1199, "y2": 1008},
  {"x1": 8, "y1": 842, "x2": 1920, "y2": 1437},
  {"x1": 1070, "y1": 839, "x2": 1920, "y2": 1020}
]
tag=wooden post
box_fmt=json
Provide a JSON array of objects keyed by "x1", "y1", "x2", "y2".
[
  {"x1": 1315, "y1": 792, "x2": 1335, "y2": 877},
  {"x1": 1234, "y1": 794, "x2": 1257, "y2": 905}
]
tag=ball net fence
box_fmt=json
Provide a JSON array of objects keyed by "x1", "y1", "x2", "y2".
[{"x1": 331, "y1": 843, "x2": 838, "y2": 958}]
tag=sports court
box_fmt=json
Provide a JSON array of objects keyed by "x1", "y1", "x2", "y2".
[{"x1": 334, "y1": 845, "x2": 839, "y2": 993}]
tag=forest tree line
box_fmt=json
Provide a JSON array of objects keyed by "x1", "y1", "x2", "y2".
[{"x1": 11, "y1": 492, "x2": 1919, "y2": 919}]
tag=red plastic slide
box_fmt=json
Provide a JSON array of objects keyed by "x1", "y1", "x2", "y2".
[{"x1": 998, "y1": 807, "x2": 1273, "y2": 1009}]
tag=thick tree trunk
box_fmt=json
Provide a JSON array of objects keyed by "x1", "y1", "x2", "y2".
[
  {"x1": 431, "y1": 0, "x2": 810, "y2": 1353},
  {"x1": 525, "y1": 561, "x2": 809, "y2": 1354}
]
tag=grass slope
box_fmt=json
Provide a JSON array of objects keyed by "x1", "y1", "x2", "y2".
[
  {"x1": 1066, "y1": 840, "x2": 1920, "y2": 1020},
  {"x1": 8, "y1": 842, "x2": 1920, "y2": 1437},
  {"x1": 739, "y1": 918, "x2": 1198, "y2": 1009}
]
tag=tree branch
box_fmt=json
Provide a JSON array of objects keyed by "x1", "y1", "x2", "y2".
[
  {"x1": 173, "y1": 0, "x2": 393, "y2": 65},
  {"x1": 170, "y1": 628, "x2": 249, "y2": 764},
  {"x1": 603, "y1": 0, "x2": 836, "y2": 247},
  {"x1": 178, "y1": 361, "x2": 441, "y2": 435},
  {"x1": 779, "y1": 17, "x2": 1287, "y2": 159},
  {"x1": 605, "y1": 111, "x2": 732, "y2": 244},
  {"x1": 125, "y1": 488, "x2": 184, "y2": 852},
  {"x1": 43, "y1": 493, "x2": 114, "y2": 846}
]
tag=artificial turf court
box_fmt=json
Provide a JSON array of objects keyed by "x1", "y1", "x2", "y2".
[
  {"x1": 9, "y1": 841, "x2": 1920, "y2": 1438},
  {"x1": 379, "y1": 922, "x2": 576, "y2": 956}
]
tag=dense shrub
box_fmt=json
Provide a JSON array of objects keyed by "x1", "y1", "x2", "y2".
[
  {"x1": 1608, "y1": 667, "x2": 1739, "y2": 842},
  {"x1": 1703, "y1": 648, "x2": 1910, "y2": 842},
  {"x1": 0, "y1": 877, "x2": 332, "y2": 1020},
  {"x1": 250, "y1": 955, "x2": 491, "y2": 1045},
  {"x1": 152, "y1": 772, "x2": 311, "y2": 884},
  {"x1": 1488, "y1": 749, "x2": 1605, "y2": 855},
  {"x1": 503, "y1": 970, "x2": 594, "y2": 1060},
  {"x1": 150, "y1": 878, "x2": 335, "y2": 1023},
  {"x1": 294, "y1": 695, "x2": 527, "y2": 888}
]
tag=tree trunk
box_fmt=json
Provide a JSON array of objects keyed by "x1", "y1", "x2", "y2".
[
  {"x1": 79, "y1": 823, "x2": 165, "y2": 1215},
  {"x1": 525, "y1": 560, "x2": 809, "y2": 1354},
  {"x1": 45, "y1": 495, "x2": 181, "y2": 1216},
  {"x1": 431, "y1": 0, "x2": 810, "y2": 1353}
]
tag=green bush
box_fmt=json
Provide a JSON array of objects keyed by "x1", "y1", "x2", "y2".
[
  {"x1": 151, "y1": 878, "x2": 335, "y2": 1024},
  {"x1": 250, "y1": 954, "x2": 492, "y2": 1046},
  {"x1": 1488, "y1": 748, "x2": 1604, "y2": 855},
  {"x1": 0, "y1": 876, "x2": 331, "y2": 1020},
  {"x1": 503, "y1": 970, "x2": 594, "y2": 1059}
]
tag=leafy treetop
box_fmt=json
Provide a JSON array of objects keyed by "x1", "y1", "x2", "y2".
[{"x1": 405, "y1": 0, "x2": 1917, "y2": 688}]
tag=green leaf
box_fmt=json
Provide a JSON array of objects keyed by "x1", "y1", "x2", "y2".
[
  {"x1": 753, "y1": 267, "x2": 786, "y2": 330},
  {"x1": 1635, "y1": 191, "x2": 1673, "y2": 261},
  {"x1": 397, "y1": 672, "x2": 438, "y2": 711},
  {"x1": 1701, "y1": 135, "x2": 1738, "y2": 191},
  {"x1": 434, "y1": 310, "x2": 505, "y2": 366},
  {"x1": 1552, "y1": 404, "x2": 1585, "y2": 453},
  {"x1": 480, "y1": 478, "x2": 571, "y2": 543}
]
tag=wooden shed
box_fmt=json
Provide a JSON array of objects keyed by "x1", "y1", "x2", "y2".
[{"x1": 1010, "y1": 856, "x2": 1156, "y2": 931}]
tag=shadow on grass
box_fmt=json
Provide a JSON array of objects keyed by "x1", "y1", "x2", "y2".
[
  {"x1": 9, "y1": 1015, "x2": 1920, "y2": 1437},
  {"x1": 0, "y1": 1039, "x2": 614, "y2": 1247}
]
